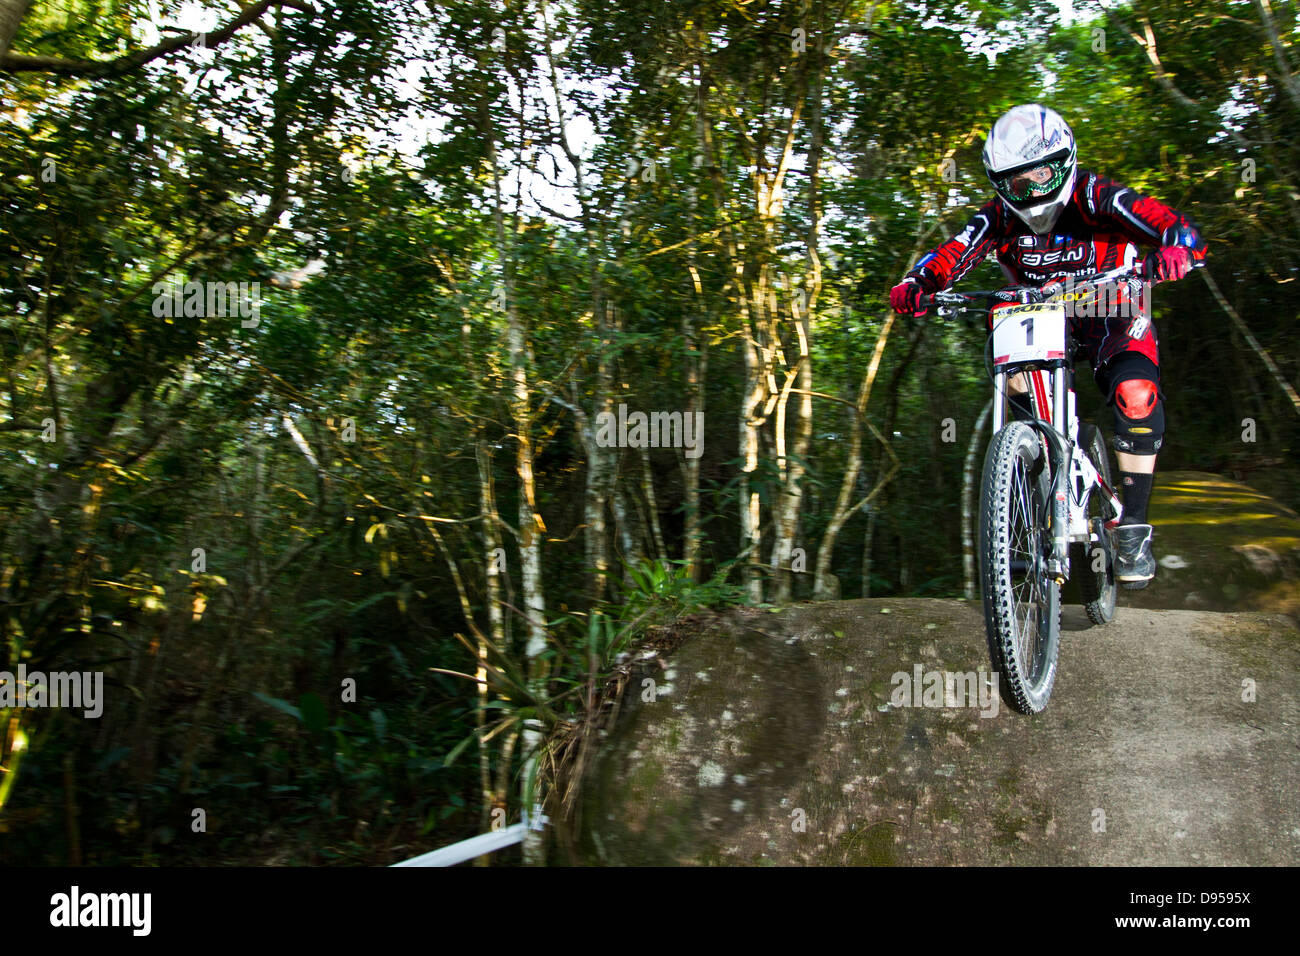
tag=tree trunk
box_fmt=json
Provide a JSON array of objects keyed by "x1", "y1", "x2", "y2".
[
  {"x1": 680, "y1": 314, "x2": 706, "y2": 581},
  {"x1": 638, "y1": 448, "x2": 666, "y2": 564},
  {"x1": 475, "y1": 439, "x2": 505, "y2": 858},
  {"x1": 739, "y1": 303, "x2": 765, "y2": 602},
  {"x1": 862, "y1": 508, "x2": 878, "y2": 598},
  {"x1": 681, "y1": 102, "x2": 709, "y2": 582},
  {"x1": 771, "y1": 28, "x2": 824, "y2": 605},
  {"x1": 583, "y1": 409, "x2": 614, "y2": 604},
  {"x1": 484, "y1": 65, "x2": 547, "y2": 863},
  {"x1": 539, "y1": 0, "x2": 615, "y2": 604},
  {"x1": 771, "y1": 310, "x2": 812, "y2": 604},
  {"x1": 813, "y1": 314, "x2": 893, "y2": 598},
  {"x1": 612, "y1": 469, "x2": 645, "y2": 571},
  {"x1": 0, "y1": 0, "x2": 32, "y2": 61}
]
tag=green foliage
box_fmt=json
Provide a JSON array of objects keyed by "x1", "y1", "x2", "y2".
[{"x1": 614, "y1": 558, "x2": 748, "y2": 628}]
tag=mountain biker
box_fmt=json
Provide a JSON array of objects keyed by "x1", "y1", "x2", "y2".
[{"x1": 889, "y1": 104, "x2": 1206, "y2": 589}]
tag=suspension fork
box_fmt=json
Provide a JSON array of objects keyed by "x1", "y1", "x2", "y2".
[
  {"x1": 992, "y1": 369, "x2": 1007, "y2": 434},
  {"x1": 1020, "y1": 368, "x2": 1072, "y2": 583},
  {"x1": 993, "y1": 366, "x2": 1071, "y2": 582},
  {"x1": 1048, "y1": 366, "x2": 1070, "y2": 581}
]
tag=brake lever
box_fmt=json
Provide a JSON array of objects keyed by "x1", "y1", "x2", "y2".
[{"x1": 1127, "y1": 259, "x2": 1156, "y2": 338}]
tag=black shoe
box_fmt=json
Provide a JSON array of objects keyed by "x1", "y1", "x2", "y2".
[{"x1": 1114, "y1": 522, "x2": 1155, "y2": 589}]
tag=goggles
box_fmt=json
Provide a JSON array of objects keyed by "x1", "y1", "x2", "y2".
[{"x1": 991, "y1": 155, "x2": 1072, "y2": 204}]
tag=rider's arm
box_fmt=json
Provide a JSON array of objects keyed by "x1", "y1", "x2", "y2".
[
  {"x1": 1075, "y1": 169, "x2": 1208, "y2": 261},
  {"x1": 903, "y1": 199, "x2": 1005, "y2": 293}
]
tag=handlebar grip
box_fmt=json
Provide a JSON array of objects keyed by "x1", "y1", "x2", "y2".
[{"x1": 1140, "y1": 250, "x2": 1205, "y2": 284}]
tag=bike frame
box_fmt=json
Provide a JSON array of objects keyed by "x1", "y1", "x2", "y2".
[
  {"x1": 927, "y1": 263, "x2": 1144, "y2": 582},
  {"x1": 990, "y1": 310, "x2": 1121, "y2": 581}
]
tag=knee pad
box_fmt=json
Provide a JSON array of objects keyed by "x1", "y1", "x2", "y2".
[{"x1": 1111, "y1": 378, "x2": 1164, "y2": 454}]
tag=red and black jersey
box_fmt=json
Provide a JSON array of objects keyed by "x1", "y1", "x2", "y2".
[{"x1": 905, "y1": 169, "x2": 1207, "y2": 292}]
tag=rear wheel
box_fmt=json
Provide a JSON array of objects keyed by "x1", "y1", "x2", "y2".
[
  {"x1": 979, "y1": 422, "x2": 1061, "y2": 714},
  {"x1": 1072, "y1": 422, "x2": 1118, "y2": 625}
]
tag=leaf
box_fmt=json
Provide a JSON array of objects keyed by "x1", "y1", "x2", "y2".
[
  {"x1": 253, "y1": 691, "x2": 302, "y2": 722},
  {"x1": 348, "y1": 591, "x2": 396, "y2": 615},
  {"x1": 442, "y1": 731, "x2": 475, "y2": 767},
  {"x1": 299, "y1": 606, "x2": 339, "y2": 626}
]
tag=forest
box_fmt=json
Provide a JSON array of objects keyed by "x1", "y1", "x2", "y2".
[{"x1": 1, "y1": 0, "x2": 1297, "y2": 865}]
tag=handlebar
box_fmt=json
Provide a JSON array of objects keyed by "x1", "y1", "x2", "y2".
[{"x1": 917, "y1": 257, "x2": 1203, "y2": 314}]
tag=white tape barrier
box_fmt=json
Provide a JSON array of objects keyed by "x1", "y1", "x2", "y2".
[
  {"x1": 391, "y1": 823, "x2": 527, "y2": 867},
  {"x1": 390, "y1": 810, "x2": 548, "y2": 867}
]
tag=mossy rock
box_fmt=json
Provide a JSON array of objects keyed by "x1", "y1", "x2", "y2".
[
  {"x1": 575, "y1": 596, "x2": 1298, "y2": 866},
  {"x1": 579, "y1": 617, "x2": 828, "y2": 865},
  {"x1": 574, "y1": 473, "x2": 1300, "y2": 865}
]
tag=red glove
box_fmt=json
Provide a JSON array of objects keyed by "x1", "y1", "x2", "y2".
[
  {"x1": 1150, "y1": 245, "x2": 1194, "y2": 282},
  {"x1": 889, "y1": 278, "x2": 928, "y2": 316}
]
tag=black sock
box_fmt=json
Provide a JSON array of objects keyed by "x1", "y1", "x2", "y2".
[
  {"x1": 1008, "y1": 392, "x2": 1034, "y2": 421},
  {"x1": 1119, "y1": 471, "x2": 1154, "y2": 525}
]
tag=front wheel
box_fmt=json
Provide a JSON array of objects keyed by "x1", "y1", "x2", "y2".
[{"x1": 979, "y1": 421, "x2": 1061, "y2": 714}]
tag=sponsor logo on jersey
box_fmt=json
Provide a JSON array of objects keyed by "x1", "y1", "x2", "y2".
[{"x1": 1021, "y1": 246, "x2": 1087, "y2": 266}]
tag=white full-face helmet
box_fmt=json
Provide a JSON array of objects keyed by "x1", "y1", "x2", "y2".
[{"x1": 983, "y1": 104, "x2": 1078, "y2": 235}]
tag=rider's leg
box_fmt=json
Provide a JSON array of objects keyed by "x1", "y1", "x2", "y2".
[
  {"x1": 1115, "y1": 449, "x2": 1156, "y2": 517},
  {"x1": 996, "y1": 299, "x2": 1035, "y2": 421},
  {"x1": 1007, "y1": 371, "x2": 1034, "y2": 420},
  {"x1": 1111, "y1": 373, "x2": 1164, "y2": 524},
  {"x1": 1103, "y1": 354, "x2": 1165, "y2": 586},
  {"x1": 1006, "y1": 365, "x2": 1077, "y2": 422}
]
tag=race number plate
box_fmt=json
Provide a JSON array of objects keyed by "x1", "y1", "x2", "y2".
[{"x1": 991, "y1": 303, "x2": 1067, "y2": 365}]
